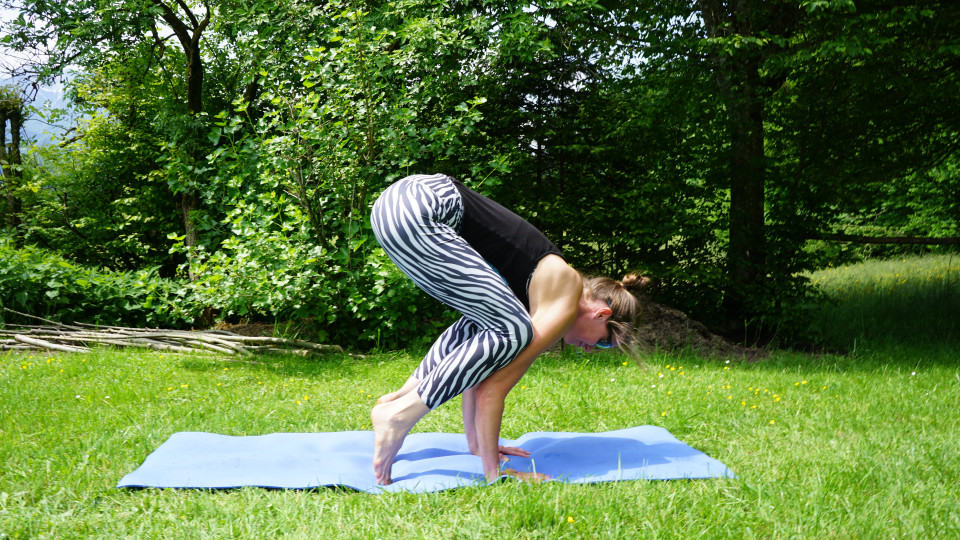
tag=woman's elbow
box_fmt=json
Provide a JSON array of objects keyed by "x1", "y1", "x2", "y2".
[{"x1": 475, "y1": 380, "x2": 509, "y2": 407}]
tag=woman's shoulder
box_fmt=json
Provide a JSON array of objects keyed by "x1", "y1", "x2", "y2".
[
  {"x1": 536, "y1": 254, "x2": 578, "y2": 278},
  {"x1": 528, "y1": 255, "x2": 581, "y2": 311}
]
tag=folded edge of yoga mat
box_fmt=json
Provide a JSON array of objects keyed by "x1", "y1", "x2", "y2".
[{"x1": 117, "y1": 426, "x2": 734, "y2": 494}]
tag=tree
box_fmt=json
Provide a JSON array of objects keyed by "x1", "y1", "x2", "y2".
[
  {"x1": 3, "y1": 0, "x2": 958, "y2": 345},
  {"x1": 0, "y1": 85, "x2": 26, "y2": 247},
  {"x1": 1, "y1": 0, "x2": 216, "y2": 277},
  {"x1": 18, "y1": 99, "x2": 182, "y2": 272},
  {"x1": 149, "y1": 0, "x2": 211, "y2": 276},
  {"x1": 696, "y1": 0, "x2": 786, "y2": 332},
  {"x1": 629, "y1": 0, "x2": 960, "y2": 337}
]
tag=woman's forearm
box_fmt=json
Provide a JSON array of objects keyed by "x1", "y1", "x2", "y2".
[
  {"x1": 474, "y1": 383, "x2": 507, "y2": 482},
  {"x1": 467, "y1": 281, "x2": 579, "y2": 482},
  {"x1": 462, "y1": 386, "x2": 479, "y2": 454}
]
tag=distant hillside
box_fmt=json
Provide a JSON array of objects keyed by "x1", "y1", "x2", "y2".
[
  {"x1": 1, "y1": 76, "x2": 71, "y2": 146},
  {"x1": 25, "y1": 83, "x2": 70, "y2": 146}
]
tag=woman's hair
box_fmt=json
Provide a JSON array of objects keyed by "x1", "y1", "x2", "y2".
[{"x1": 581, "y1": 273, "x2": 649, "y2": 352}]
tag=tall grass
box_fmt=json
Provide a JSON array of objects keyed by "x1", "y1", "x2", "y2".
[
  {"x1": 808, "y1": 252, "x2": 960, "y2": 350},
  {"x1": 1, "y1": 254, "x2": 959, "y2": 538}
]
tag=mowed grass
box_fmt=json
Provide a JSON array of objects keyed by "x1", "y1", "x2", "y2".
[{"x1": 2, "y1": 254, "x2": 959, "y2": 539}]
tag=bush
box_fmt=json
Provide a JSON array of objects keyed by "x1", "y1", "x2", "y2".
[
  {"x1": 188, "y1": 229, "x2": 454, "y2": 350},
  {"x1": 0, "y1": 236, "x2": 452, "y2": 350},
  {"x1": 0, "y1": 239, "x2": 198, "y2": 327}
]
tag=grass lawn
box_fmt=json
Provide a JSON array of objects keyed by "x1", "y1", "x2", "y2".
[{"x1": 2, "y1": 254, "x2": 959, "y2": 539}]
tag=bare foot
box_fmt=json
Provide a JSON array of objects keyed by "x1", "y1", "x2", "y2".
[
  {"x1": 371, "y1": 405, "x2": 405, "y2": 485},
  {"x1": 376, "y1": 377, "x2": 419, "y2": 405},
  {"x1": 371, "y1": 392, "x2": 429, "y2": 484}
]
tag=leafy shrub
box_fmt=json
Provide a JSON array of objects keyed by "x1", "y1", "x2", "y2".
[
  {"x1": 0, "y1": 239, "x2": 198, "y2": 327},
  {"x1": 188, "y1": 228, "x2": 454, "y2": 350},
  {"x1": 1, "y1": 236, "x2": 452, "y2": 350}
]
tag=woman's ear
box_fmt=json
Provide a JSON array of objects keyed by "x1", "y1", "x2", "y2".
[{"x1": 596, "y1": 306, "x2": 613, "y2": 320}]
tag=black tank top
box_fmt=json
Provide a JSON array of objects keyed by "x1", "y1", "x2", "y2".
[{"x1": 452, "y1": 180, "x2": 563, "y2": 310}]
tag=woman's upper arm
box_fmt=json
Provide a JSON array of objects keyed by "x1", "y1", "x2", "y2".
[
  {"x1": 478, "y1": 261, "x2": 580, "y2": 395},
  {"x1": 528, "y1": 256, "x2": 581, "y2": 342}
]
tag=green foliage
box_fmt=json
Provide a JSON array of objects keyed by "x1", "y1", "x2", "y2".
[
  {"x1": 3, "y1": 0, "x2": 959, "y2": 346},
  {"x1": 765, "y1": 0, "x2": 960, "y2": 244},
  {"x1": 805, "y1": 157, "x2": 960, "y2": 263},
  {"x1": 18, "y1": 109, "x2": 182, "y2": 272},
  {"x1": 178, "y1": 0, "x2": 484, "y2": 348},
  {"x1": 188, "y1": 228, "x2": 453, "y2": 349},
  {"x1": 653, "y1": 0, "x2": 960, "y2": 333},
  {"x1": 0, "y1": 239, "x2": 197, "y2": 327}
]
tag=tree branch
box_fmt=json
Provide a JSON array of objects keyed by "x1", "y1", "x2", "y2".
[{"x1": 807, "y1": 233, "x2": 960, "y2": 245}]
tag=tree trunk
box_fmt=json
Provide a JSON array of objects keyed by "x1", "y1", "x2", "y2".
[
  {"x1": 1, "y1": 100, "x2": 25, "y2": 247},
  {"x1": 175, "y1": 191, "x2": 201, "y2": 280},
  {"x1": 150, "y1": 0, "x2": 210, "y2": 280},
  {"x1": 178, "y1": 41, "x2": 205, "y2": 280},
  {"x1": 699, "y1": 0, "x2": 768, "y2": 335},
  {"x1": 0, "y1": 109, "x2": 9, "y2": 228},
  {"x1": 724, "y1": 57, "x2": 766, "y2": 334},
  {"x1": 185, "y1": 41, "x2": 204, "y2": 116}
]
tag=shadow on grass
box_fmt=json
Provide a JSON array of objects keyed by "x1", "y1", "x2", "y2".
[
  {"x1": 810, "y1": 284, "x2": 960, "y2": 358},
  {"x1": 175, "y1": 349, "x2": 420, "y2": 379},
  {"x1": 808, "y1": 253, "x2": 960, "y2": 353}
]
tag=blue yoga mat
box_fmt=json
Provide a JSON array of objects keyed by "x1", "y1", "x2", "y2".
[{"x1": 117, "y1": 426, "x2": 733, "y2": 493}]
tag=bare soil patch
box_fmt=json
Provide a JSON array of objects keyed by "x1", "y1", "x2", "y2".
[{"x1": 635, "y1": 297, "x2": 767, "y2": 362}]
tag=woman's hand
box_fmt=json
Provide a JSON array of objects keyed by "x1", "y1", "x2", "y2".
[
  {"x1": 498, "y1": 446, "x2": 546, "y2": 482},
  {"x1": 469, "y1": 445, "x2": 529, "y2": 461},
  {"x1": 501, "y1": 469, "x2": 551, "y2": 483},
  {"x1": 497, "y1": 445, "x2": 530, "y2": 462}
]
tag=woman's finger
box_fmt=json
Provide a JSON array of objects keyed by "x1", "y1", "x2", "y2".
[{"x1": 498, "y1": 445, "x2": 530, "y2": 457}]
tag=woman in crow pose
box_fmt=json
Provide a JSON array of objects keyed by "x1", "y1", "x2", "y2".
[{"x1": 370, "y1": 173, "x2": 644, "y2": 484}]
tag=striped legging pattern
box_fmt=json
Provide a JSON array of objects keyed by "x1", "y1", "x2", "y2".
[{"x1": 371, "y1": 174, "x2": 534, "y2": 409}]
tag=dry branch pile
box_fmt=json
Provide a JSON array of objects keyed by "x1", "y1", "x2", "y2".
[{"x1": 0, "y1": 310, "x2": 342, "y2": 356}]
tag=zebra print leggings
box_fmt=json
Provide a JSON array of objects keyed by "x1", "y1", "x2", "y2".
[{"x1": 371, "y1": 174, "x2": 535, "y2": 409}]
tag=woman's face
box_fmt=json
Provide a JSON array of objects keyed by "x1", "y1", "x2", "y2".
[{"x1": 563, "y1": 303, "x2": 612, "y2": 352}]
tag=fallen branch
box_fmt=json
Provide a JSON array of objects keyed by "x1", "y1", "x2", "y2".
[
  {"x1": 0, "y1": 309, "x2": 343, "y2": 356},
  {"x1": 13, "y1": 334, "x2": 92, "y2": 353}
]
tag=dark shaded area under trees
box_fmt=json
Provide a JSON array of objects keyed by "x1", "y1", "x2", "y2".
[{"x1": 1, "y1": 0, "x2": 958, "y2": 350}]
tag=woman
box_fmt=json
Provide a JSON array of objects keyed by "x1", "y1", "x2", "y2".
[{"x1": 369, "y1": 173, "x2": 643, "y2": 485}]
